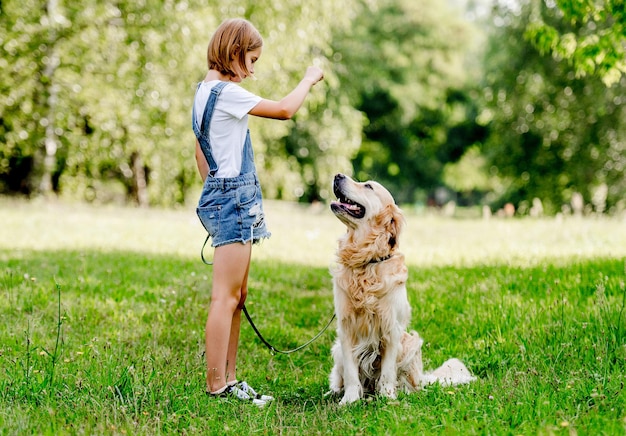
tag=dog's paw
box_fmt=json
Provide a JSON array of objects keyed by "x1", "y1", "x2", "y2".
[
  {"x1": 329, "y1": 384, "x2": 343, "y2": 394},
  {"x1": 377, "y1": 382, "x2": 397, "y2": 399},
  {"x1": 323, "y1": 390, "x2": 342, "y2": 399},
  {"x1": 339, "y1": 386, "x2": 361, "y2": 405},
  {"x1": 329, "y1": 372, "x2": 343, "y2": 394}
]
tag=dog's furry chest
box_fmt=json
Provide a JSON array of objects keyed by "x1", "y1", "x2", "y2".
[
  {"x1": 333, "y1": 261, "x2": 409, "y2": 336},
  {"x1": 334, "y1": 261, "x2": 407, "y2": 301}
]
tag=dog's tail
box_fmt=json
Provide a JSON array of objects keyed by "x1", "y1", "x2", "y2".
[
  {"x1": 398, "y1": 330, "x2": 477, "y2": 391},
  {"x1": 421, "y1": 358, "x2": 476, "y2": 386}
]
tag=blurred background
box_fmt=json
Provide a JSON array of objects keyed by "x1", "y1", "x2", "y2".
[{"x1": 1, "y1": 0, "x2": 624, "y2": 216}]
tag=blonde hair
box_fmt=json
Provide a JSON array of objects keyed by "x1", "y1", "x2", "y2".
[{"x1": 207, "y1": 18, "x2": 263, "y2": 78}]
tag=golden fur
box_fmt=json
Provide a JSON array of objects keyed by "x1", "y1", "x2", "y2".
[{"x1": 328, "y1": 174, "x2": 475, "y2": 405}]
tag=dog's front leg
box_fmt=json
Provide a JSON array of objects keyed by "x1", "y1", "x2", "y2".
[
  {"x1": 338, "y1": 334, "x2": 362, "y2": 405},
  {"x1": 378, "y1": 336, "x2": 400, "y2": 399},
  {"x1": 329, "y1": 340, "x2": 344, "y2": 394}
]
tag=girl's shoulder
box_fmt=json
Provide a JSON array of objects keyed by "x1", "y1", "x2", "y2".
[
  {"x1": 199, "y1": 79, "x2": 227, "y2": 90},
  {"x1": 200, "y1": 80, "x2": 256, "y2": 97},
  {"x1": 197, "y1": 80, "x2": 261, "y2": 117}
]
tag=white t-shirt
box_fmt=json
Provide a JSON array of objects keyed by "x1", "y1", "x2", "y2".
[{"x1": 194, "y1": 81, "x2": 262, "y2": 178}]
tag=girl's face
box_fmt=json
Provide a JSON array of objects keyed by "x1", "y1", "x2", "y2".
[{"x1": 232, "y1": 46, "x2": 262, "y2": 82}]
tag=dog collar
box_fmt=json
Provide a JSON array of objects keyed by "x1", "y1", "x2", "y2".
[{"x1": 369, "y1": 254, "x2": 393, "y2": 264}]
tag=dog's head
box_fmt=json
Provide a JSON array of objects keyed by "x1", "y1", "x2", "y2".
[{"x1": 331, "y1": 173, "x2": 404, "y2": 264}]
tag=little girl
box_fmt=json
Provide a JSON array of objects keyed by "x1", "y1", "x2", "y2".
[{"x1": 192, "y1": 18, "x2": 324, "y2": 406}]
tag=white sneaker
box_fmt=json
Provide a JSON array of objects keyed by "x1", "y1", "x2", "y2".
[
  {"x1": 208, "y1": 384, "x2": 267, "y2": 407},
  {"x1": 237, "y1": 381, "x2": 274, "y2": 402}
]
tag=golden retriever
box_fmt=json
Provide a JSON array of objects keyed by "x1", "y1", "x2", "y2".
[{"x1": 328, "y1": 173, "x2": 475, "y2": 405}]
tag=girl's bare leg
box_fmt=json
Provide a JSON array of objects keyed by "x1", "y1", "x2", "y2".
[
  {"x1": 225, "y1": 257, "x2": 250, "y2": 386},
  {"x1": 205, "y1": 242, "x2": 252, "y2": 393}
]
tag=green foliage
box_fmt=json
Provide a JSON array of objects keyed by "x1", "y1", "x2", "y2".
[
  {"x1": 2, "y1": 0, "x2": 626, "y2": 213},
  {"x1": 331, "y1": 0, "x2": 483, "y2": 204},
  {"x1": 0, "y1": 0, "x2": 489, "y2": 206},
  {"x1": 0, "y1": 0, "x2": 362, "y2": 205},
  {"x1": 480, "y1": 1, "x2": 626, "y2": 214},
  {"x1": 0, "y1": 0, "x2": 55, "y2": 193},
  {"x1": 242, "y1": 0, "x2": 363, "y2": 202},
  {"x1": 524, "y1": 0, "x2": 626, "y2": 86}
]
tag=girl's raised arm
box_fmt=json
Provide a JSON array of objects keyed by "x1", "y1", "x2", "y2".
[{"x1": 249, "y1": 66, "x2": 323, "y2": 120}]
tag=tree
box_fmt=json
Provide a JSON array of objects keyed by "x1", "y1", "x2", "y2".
[
  {"x1": 480, "y1": 0, "x2": 626, "y2": 214},
  {"x1": 0, "y1": 0, "x2": 71, "y2": 196},
  {"x1": 0, "y1": 0, "x2": 363, "y2": 205},
  {"x1": 525, "y1": 0, "x2": 626, "y2": 86},
  {"x1": 331, "y1": 0, "x2": 482, "y2": 204},
  {"x1": 55, "y1": 0, "x2": 201, "y2": 206}
]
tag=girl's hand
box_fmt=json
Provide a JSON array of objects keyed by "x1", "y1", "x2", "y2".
[{"x1": 304, "y1": 66, "x2": 324, "y2": 85}]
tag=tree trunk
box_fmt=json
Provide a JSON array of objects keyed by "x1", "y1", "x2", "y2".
[
  {"x1": 38, "y1": 0, "x2": 61, "y2": 197},
  {"x1": 131, "y1": 151, "x2": 149, "y2": 207}
]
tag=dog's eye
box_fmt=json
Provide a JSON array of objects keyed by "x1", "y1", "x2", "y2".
[{"x1": 364, "y1": 183, "x2": 374, "y2": 190}]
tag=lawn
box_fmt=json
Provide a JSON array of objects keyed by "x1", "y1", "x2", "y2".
[{"x1": 1, "y1": 198, "x2": 625, "y2": 435}]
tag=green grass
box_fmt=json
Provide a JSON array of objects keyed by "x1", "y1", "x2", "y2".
[{"x1": 1, "y1": 198, "x2": 625, "y2": 435}]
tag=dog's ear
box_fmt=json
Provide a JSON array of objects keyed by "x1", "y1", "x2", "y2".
[
  {"x1": 388, "y1": 219, "x2": 397, "y2": 249},
  {"x1": 380, "y1": 204, "x2": 404, "y2": 250}
]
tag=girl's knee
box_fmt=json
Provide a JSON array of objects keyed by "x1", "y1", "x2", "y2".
[{"x1": 210, "y1": 289, "x2": 243, "y2": 312}]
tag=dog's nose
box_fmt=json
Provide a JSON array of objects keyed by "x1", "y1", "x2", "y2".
[{"x1": 333, "y1": 174, "x2": 345, "y2": 194}]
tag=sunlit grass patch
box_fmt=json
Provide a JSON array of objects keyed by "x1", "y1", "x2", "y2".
[{"x1": 1, "y1": 198, "x2": 625, "y2": 267}]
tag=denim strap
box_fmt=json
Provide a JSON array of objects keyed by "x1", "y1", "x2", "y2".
[{"x1": 192, "y1": 81, "x2": 229, "y2": 177}]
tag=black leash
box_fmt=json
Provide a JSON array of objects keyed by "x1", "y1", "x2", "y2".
[
  {"x1": 243, "y1": 305, "x2": 335, "y2": 355},
  {"x1": 201, "y1": 235, "x2": 213, "y2": 265},
  {"x1": 201, "y1": 235, "x2": 335, "y2": 354}
]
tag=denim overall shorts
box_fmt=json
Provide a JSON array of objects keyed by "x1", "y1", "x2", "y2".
[{"x1": 192, "y1": 81, "x2": 271, "y2": 247}]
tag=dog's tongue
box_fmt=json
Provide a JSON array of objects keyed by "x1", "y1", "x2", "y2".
[{"x1": 332, "y1": 200, "x2": 359, "y2": 211}]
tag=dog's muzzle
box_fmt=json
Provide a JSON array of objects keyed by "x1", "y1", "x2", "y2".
[{"x1": 331, "y1": 174, "x2": 366, "y2": 219}]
